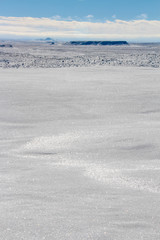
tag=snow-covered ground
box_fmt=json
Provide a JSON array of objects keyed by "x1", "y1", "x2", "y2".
[
  {"x1": 0, "y1": 52, "x2": 160, "y2": 239},
  {"x1": 0, "y1": 41, "x2": 160, "y2": 68}
]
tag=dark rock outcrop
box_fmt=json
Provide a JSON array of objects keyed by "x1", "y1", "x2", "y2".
[
  {"x1": 0, "y1": 44, "x2": 13, "y2": 48},
  {"x1": 68, "y1": 41, "x2": 128, "y2": 46}
]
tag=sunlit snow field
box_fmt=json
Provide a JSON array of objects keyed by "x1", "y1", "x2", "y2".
[{"x1": 0, "y1": 65, "x2": 160, "y2": 239}]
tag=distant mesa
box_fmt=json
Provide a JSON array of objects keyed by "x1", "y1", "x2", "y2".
[
  {"x1": 67, "y1": 41, "x2": 128, "y2": 46},
  {"x1": 0, "y1": 44, "x2": 13, "y2": 48}
]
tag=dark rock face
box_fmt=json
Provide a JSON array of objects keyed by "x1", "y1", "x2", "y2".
[{"x1": 68, "y1": 41, "x2": 128, "y2": 46}]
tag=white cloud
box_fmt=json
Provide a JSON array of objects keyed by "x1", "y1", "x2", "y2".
[
  {"x1": 136, "y1": 13, "x2": 148, "y2": 20},
  {"x1": 86, "y1": 15, "x2": 94, "y2": 19},
  {"x1": 0, "y1": 16, "x2": 160, "y2": 40},
  {"x1": 112, "y1": 15, "x2": 116, "y2": 19},
  {"x1": 51, "y1": 15, "x2": 61, "y2": 20}
]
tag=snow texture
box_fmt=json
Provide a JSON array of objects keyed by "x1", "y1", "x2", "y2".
[
  {"x1": 0, "y1": 43, "x2": 160, "y2": 239},
  {"x1": 0, "y1": 41, "x2": 160, "y2": 68}
]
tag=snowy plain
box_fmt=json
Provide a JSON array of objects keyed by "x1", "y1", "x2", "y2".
[
  {"x1": 0, "y1": 43, "x2": 160, "y2": 240},
  {"x1": 0, "y1": 41, "x2": 160, "y2": 68}
]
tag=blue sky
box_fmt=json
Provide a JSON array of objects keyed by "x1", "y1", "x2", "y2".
[
  {"x1": 1, "y1": 0, "x2": 160, "y2": 21},
  {"x1": 0, "y1": 0, "x2": 160, "y2": 41}
]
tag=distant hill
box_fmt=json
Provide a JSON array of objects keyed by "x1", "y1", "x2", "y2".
[
  {"x1": 36, "y1": 38, "x2": 55, "y2": 42},
  {"x1": 45, "y1": 38, "x2": 53, "y2": 41},
  {"x1": 67, "y1": 41, "x2": 128, "y2": 46}
]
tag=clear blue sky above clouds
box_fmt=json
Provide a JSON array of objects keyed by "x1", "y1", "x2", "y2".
[{"x1": 1, "y1": 0, "x2": 160, "y2": 20}]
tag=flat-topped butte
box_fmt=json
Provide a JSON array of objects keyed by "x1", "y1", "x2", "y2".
[{"x1": 67, "y1": 41, "x2": 128, "y2": 45}]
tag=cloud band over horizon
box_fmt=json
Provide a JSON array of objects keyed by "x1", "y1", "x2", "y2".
[{"x1": 0, "y1": 16, "x2": 160, "y2": 41}]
